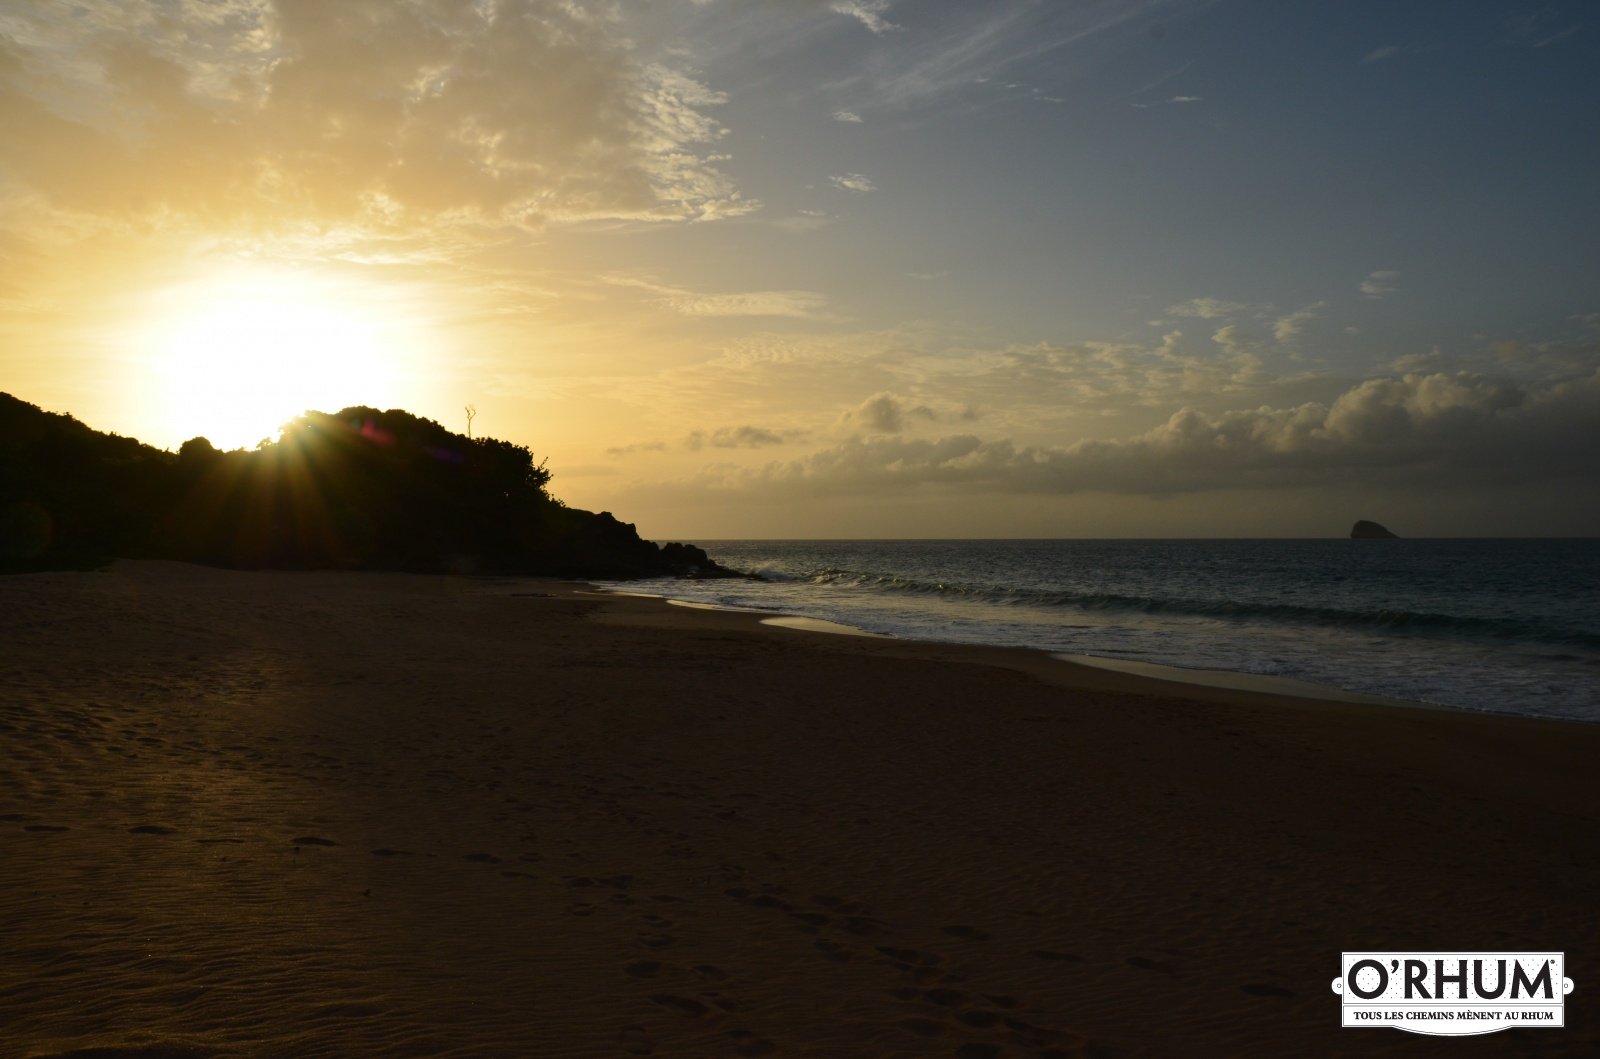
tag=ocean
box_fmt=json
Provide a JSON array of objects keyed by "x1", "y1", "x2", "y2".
[{"x1": 608, "y1": 539, "x2": 1600, "y2": 723}]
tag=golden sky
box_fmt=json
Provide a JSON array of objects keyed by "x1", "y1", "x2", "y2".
[{"x1": 3, "y1": 1, "x2": 1597, "y2": 537}]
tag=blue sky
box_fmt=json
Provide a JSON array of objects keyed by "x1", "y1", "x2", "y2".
[{"x1": 2, "y1": 0, "x2": 1597, "y2": 536}]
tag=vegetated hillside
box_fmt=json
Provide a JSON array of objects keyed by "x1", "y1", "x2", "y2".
[{"x1": 0, "y1": 393, "x2": 725, "y2": 578}]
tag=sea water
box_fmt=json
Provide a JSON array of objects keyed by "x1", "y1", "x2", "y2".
[{"x1": 608, "y1": 539, "x2": 1600, "y2": 722}]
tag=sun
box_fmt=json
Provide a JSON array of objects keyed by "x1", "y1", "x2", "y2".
[{"x1": 137, "y1": 266, "x2": 420, "y2": 451}]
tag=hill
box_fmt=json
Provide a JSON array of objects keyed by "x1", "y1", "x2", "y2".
[{"x1": 0, "y1": 394, "x2": 729, "y2": 578}]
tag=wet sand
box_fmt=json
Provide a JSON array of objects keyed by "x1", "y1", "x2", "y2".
[{"x1": 2, "y1": 561, "x2": 1596, "y2": 1057}]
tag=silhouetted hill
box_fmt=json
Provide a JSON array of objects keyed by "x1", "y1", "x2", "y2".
[{"x1": 0, "y1": 394, "x2": 731, "y2": 578}]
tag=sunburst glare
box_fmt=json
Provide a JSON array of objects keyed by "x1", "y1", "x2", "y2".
[{"x1": 136, "y1": 265, "x2": 423, "y2": 450}]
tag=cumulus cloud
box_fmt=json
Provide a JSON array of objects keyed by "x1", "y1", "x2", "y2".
[
  {"x1": 0, "y1": 0, "x2": 752, "y2": 230},
  {"x1": 830, "y1": 173, "x2": 878, "y2": 193},
  {"x1": 1361, "y1": 270, "x2": 1401, "y2": 298},
  {"x1": 684, "y1": 371, "x2": 1600, "y2": 496},
  {"x1": 840, "y1": 392, "x2": 936, "y2": 433}
]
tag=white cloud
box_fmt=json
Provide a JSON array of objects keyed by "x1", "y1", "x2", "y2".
[
  {"x1": 1273, "y1": 303, "x2": 1324, "y2": 344},
  {"x1": 830, "y1": 172, "x2": 877, "y2": 193},
  {"x1": 1360, "y1": 45, "x2": 1401, "y2": 64},
  {"x1": 829, "y1": 1, "x2": 897, "y2": 34},
  {"x1": 832, "y1": 109, "x2": 864, "y2": 123},
  {"x1": 1361, "y1": 270, "x2": 1401, "y2": 298}
]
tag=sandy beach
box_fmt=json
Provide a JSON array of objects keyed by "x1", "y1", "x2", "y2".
[{"x1": 3, "y1": 561, "x2": 1596, "y2": 1058}]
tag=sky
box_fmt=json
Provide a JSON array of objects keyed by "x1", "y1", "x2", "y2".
[{"x1": 1, "y1": 0, "x2": 1598, "y2": 538}]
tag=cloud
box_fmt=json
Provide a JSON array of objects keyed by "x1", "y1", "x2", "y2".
[
  {"x1": 772, "y1": 209, "x2": 837, "y2": 233},
  {"x1": 665, "y1": 291, "x2": 833, "y2": 318},
  {"x1": 832, "y1": 109, "x2": 864, "y2": 123},
  {"x1": 602, "y1": 273, "x2": 833, "y2": 318},
  {"x1": 1167, "y1": 297, "x2": 1247, "y2": 319},
  {"x1": 1360, "y1": 45, "x2": 1401, "y2": 64},
  {"x1": 1505, "y1": 11, "x2": 1582, "y2": 48},
  {"x1": 829, "y1": 1, "x2": 897, "y2": 34},
  {"x1": 605, "y1": 440, "x2": 669, "y2": 457},
  {"x1": 830, "y1": 173, "x2": 878, "y2": 193},
  {"x1": 840, "y1": 392, "x2": 936, "y2": 433},
  {"x1": 0, "y1": 0, "x2": 754, "y2": 231},
  {"x1": 819, "y1": 1, "x2": 1166, "y2": 114},
  {"x1": 686, "y1": 371, "x2": 1600, "y2": 497},
  {"x1": 686, "y1": 425, "x2": 795, "y2": 449},
  {"x1": 1360, "y1": 270, "x2": 1401, "y2": 298},
  {"x1": 1273, "y1": 303, "x2": 1325, "y2": 344},
  {"x1": 1131, "y1": 95, "x2": 1202, "y2": 108}
]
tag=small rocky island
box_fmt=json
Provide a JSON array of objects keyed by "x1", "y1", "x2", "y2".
[{"x1": 1350, "y1": 519, "x2": 1399, "y2": 539}]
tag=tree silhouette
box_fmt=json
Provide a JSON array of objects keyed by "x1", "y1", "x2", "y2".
[{"x1": 1, "y1": 393, "x2": 729, "y2": 578}]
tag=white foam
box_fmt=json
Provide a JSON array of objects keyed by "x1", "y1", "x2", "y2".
[{"x1": 761, "y1": 616, "x2": 891, "y2": 638}]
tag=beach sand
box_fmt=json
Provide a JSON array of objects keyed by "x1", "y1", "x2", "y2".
[{"x1": 2, "y1": 561, "x2": 1596, "y2": 1057}]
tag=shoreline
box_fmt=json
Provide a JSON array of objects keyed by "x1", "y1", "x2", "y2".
[
  {"x1": 615, "y1": 587, "x2": 1464, "y2": 717},
  {"x1": 4, "y1": 561, "x2": 1598, "y2": 1056}
]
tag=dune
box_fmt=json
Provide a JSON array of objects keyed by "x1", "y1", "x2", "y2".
[{"x1": 2, "y1": 561, "x2": 1596, "y2": 1057}]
